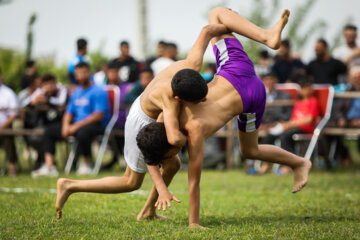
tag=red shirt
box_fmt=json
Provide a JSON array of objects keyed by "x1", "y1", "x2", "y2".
[{"x1": 291, "y1": 96, "x2": 320, "y2": 133}]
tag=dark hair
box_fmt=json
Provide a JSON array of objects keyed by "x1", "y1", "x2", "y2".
[
  {"x1": 75, "y1": 62, "x2": 90, "y2": 69},
  {"x1": 107, "y1": 62, "x2": 119, "y2": 70},
  {"x1": 120, "y1": 41, "x2": 129, "y2": 47},
  {"x1": 259, "y1": 49, "x2": 270, "y2": 59},
  {"x1": 317, "y1": 38, "x2": 328, "y2": 48},
  {"x1": 262, "y1": 72, "x2": 278, "y2": 80},
  {"x1": 344, "y1": 24, "x2": 357, "y2": 31},
  {"x1": 171, "y1": 68, "x2": 208, "y2": 101},
  {"x1": 136, "y1": 122, "x2": 172, "y2": 165},
  {"x1": 292, "y1": 74, "x2": 313, "y2": 88},
  {"x1": 26, "y1": 60, "x2": 36, "y2": 68},
  {"x1": 158, "y1": 40, "x2": 167, "y2": 46},
  {"x1": 42, "y1": 74, "x2": 56, "y2": 83},
  {"x1": 77, "y1": 38, "x2": 87, "y2": 51},
  {"x1": 140, "y1": 67, "x2": 154, "y2": 75},
  {"x1": 28, "y1": 74, "x2": 40, "y2": 86},
  {"x1": 166, "y1": 42, "x2": 177, "y2": 49},
  {"x1": 281, "y1": 39, "x2": 291, "y2": 49}
]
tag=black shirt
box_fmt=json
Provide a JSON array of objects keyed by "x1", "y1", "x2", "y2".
[
  {"x1": 306, "y1": 57, "x2": 347, "y2": 85},
  {"x1": 272, "y1": 58, "x2": 305, "y2": 83},
  {"x1": 109, "y1": 56, "x2": 139, "y2": 83}
]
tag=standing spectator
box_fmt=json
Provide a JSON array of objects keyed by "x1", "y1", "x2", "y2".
[
  {"x1": 150, "y1": 42, "x2": 178, "y2": 75},
  {"x1": 123, "y1": 68, "x2": 154, "y2": 104},
  {"x1": 333, "y1": 25, "x2": 360, "y2": 66},
  {"x1": 68, "y1": 38, "x2": 88, "y2": 84},
  {"x1": 21, "y1": 60, "x2": 37, "y2": 90},
  {"x1": 254, "y1": 50, "x2": 273, "y2": 77},
  {"x1": 32, "y1": 63, "x2": 110, "y2": 177},
  {"x1": 109, "y1": 41, "x2": 139, "y2": 83},
  {"x1": 272, "y1": 39, "x2": 305, "y2": 83},
  {"x1": 0, "y1": 68, "x2": 19, "y2": 176},
  {"x1": 307, "y1": 39, "x2": 347, "y2": 85},
  {"x1": 145, "y1": 40, "x2": 167, "y2": 66}
]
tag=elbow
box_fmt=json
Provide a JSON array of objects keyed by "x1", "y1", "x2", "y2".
[{"x1": 168, "y1": 135, "x2": 186, "y2": 147}]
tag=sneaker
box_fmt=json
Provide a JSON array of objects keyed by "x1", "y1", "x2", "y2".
[
  {"x1": 76, "y1": 164, "x2": 92, "y2": 175},
  {"x1": 31, "y1": 165, "x2": 59, "y2": 178}
]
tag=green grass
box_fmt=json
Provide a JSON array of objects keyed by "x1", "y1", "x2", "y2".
[{"x1": 1, "y1": 169, "x2": 360, "y2": 240}]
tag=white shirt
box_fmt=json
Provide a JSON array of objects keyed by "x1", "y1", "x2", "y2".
[
  {"x1": 31, "y1": 83, "x2": 68, "y2": 106},
  {"x1": 333, "y1": 45, "x2": 360, "y2": 65},
  {"x1": 94, "y1": 71, "x2": 106, "y2": 85},
  {"x1": 150, "y1": 57, "x2": 175, "y2": 75},
  {"x1": 0, "y1": 83, "x2": 18, "y2": 125}
]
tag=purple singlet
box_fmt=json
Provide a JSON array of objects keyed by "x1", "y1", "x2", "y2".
[{"x1": 213, "y1": 38, "x2": 266, "y2": 132}]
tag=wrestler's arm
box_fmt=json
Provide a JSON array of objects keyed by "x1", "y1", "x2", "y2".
[{"x1": 186, "y1": 122, "x2": 205, "y2": 228}]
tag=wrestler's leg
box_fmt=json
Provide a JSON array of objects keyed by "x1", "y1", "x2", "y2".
[
  {"x1": 208, "y1": 6, "x2": 289, "y2": 49},
  {"x1": 239, "y1": 130, "x2": 312, "y2": 193},
  {"x1": 56, "y1": 166, "x2": 145, "y2": 219},
  {"x1": 137, "y1": 155, "x2": 181, "y2": 220}
]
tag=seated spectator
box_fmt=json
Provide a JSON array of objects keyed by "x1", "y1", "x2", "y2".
[
  {"x1": 68, "y1": 38, "x2": 89, "y2": 84},
  {"x1": 145, "y1": 40, "x2": 167, "y2": 66},
  {"x1": 254, "y1": 50, "x2": 273, "y2": 77},
  {"x1": 32, "y1": 62, "x2": 110, "y2": 177},
  {"x1": 18, "y1": 74, "x2": 44, "y2": 170},
  {"x1": 252, "y1": 73, "x2": 292, "y2": 174},
  {"x1": 307, "y1": 38, "x2": 347, "y2": 85},
  {"x1": 265, "y1": 76, "x2": 319, "y2": 174},
  {"x1": 21, "y1": 60, "x2": 37, "y2": 90},
  {"x1": 109, "y1": 40, "x2": 139, "y2": 83},
  {"x1": 272, "y1": 39, "x2": 305, "y2": 83},
  {"x1": 123, "y1": 68, "x2": 154, "y2": 104},
  {"x1": 0, "y1": 67, "x2": 19, "y2": 176},
  {"x1": 333, "y1": 24, "x2": 360, "y2": 66},
  {"x1": 93, "y1": 63, "x2": 108, "y2": 86},
  {"x1": 150, "y1": 42, "x2": 178, "y2": 75},
  {"x1": 201, "y1": 63, "x2": 217, "y2": 82}
]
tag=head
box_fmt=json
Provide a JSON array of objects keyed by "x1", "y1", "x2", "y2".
[
  {"x1": 163, "y1": 42, "x2": 178, "y2": 60},
  {"x1": 315, "y1": 38, "x2": 328, "y2": 59},
  {"x1": 106, "y1": 62, "x2": 120, "y2": 85},
  {"x1": 171, "y1": 68, "x2": 208, "y2": 102},
  {"x1": 295, "y1": 75, "x2": 313, "y2": 99},
  {"x1": 262, "y1": 72, "x2": 279, "y2": 93},
  {"x1": 259, "y1": 49, "x2": 270, "y2": 60},
  {"x1": 277, "y1": 39, "x2": 291, "y2": 59},
  {"x1": 77, "y1": 38, "x2": 87, "y2": 55},
  {"x1": 343, "y1": 24, "x2": 357, "y2": 46},
  {"x1": 120, "y1": 41, "x2": 130, "y2": 57},
  {"x1": 136, "y1": 122, "x2": 180, "y2": 165},
  {"x1": 41, "y1": 74, "x2": 57, "y2": 96},
  {"x1": 25, "y1": 60, "x2": 37, "y2": 75},
  {"x1": 28, "y1": 74, "x2": 42, "y2": 91},
  {"x1": 201, "y1": 63, "x2": 216, "y2": 82},
  {"x1": 139, "y1": 68, "x2": 154, "y2": 89},
  {"x1": 349, "y1": 65, "x2": 360, "y2": 90},
  {"x1": 157, "y1": 40, "x2": 167, "y2": 57},
  {"x1": 75, "y1": 62, "x2": 91, "y2": 86}
]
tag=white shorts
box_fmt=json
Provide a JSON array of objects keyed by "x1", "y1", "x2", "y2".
[{"x1": 124, "y1": 96, "x2": 155, "y2": 173}]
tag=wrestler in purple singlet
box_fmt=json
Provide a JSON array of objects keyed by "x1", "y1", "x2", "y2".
[{"x1": 213, "y1": 37, "x2": 266, "y2": 133}]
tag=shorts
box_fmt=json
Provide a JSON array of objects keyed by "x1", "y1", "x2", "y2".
[
  {"x1": 213, "y1": 38, "x2": 266, "y2": 132},
  {"x1": 124, "y1": 96, "x2": 155, "y2": 173}
]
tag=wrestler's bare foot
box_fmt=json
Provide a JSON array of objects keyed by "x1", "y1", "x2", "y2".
[
  {"x1": 137, "y1": 209, "x2": 170, "y2": 221},
  {"x1": 265, "y1": 9, "x2": 290, "y2": 49},
  {"x1": 55, "y1": 178, "x2": 72, "y2": 219},
  {"x1": 292, "y1": 159, "x2": 312, "y2": 193},
  {"x1": 188, "y1": 223, "x2": 208, "y2": 229}
]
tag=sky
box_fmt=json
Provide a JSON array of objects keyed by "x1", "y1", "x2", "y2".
[{"x1": 0, "y1": 0, "x2": 359, "y2": 66}]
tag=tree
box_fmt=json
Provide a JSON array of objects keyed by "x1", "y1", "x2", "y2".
[{"x1": 25, "y1": 13, "x2": 37, "y2": 60}]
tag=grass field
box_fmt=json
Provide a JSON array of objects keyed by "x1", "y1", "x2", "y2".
[{"x1": 1, "y1": 169, "x2": 360, "y2": 240}]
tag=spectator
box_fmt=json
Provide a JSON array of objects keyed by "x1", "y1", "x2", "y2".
[
  {"x1": 68, "y1": 38, "x2": 88, "y2": 84},
  {"x1": 0, "y1": 67, "x2": 19, "y2": 176},
  {"x1": 18, "y1": 74, "x2": 44, "y2": 170},
  {"x1": 21, "y1": 60, "x2": 37, "y2": 90},
  {"x1": 254, "y1": 50, "x2": 273, "y2": 77},
  {"x1": 201, "y1": 63, "x2": 217, "y2": 82},
  {"x1": 102, "y1": 63, "x2": 133, "y2": 169},
  {"x1": 333, "y1": 24, "x2": 360, "y2": 66},
  {"x1": 124, "y1": 68, "x2": 154, "y2": 104},
  {"x1": 307, "y1": 38, "x2": 347, "y2": 85},
  {"x1": 146, "y1": 40, "x2": 167, "y2": 66},
  {"x1": 109, "y1": 40, "x2": 139, "y2": 83},
  {"x1": 93, "y1": 63, "x2": 108, "y2": 86},
  {"x1": 32, "y1": 62, "x2": 110, "y2": 177},
  {"x1": 272, "y1": 39, "x2": 305, "y2": 83},
  {"x1": 150, "y1": 42, "x2": 178, "y2": 75},
  {"x1": 253, "y1": 73, "x2": 292, "y2": 174}
]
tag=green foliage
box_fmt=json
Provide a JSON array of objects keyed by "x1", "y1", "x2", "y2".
[
  {"x1": 0, "y1": 170, "x2": 360, "y2": 239},
  {"x1": 88, "y1": 40, "x2": 109, "y2": 72},
  {"x1": 0, "y1": 48, "x2": 26, "y2": 92}
]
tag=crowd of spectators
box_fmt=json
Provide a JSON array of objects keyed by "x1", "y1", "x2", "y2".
[{"x1": 0, "y1": 23, "x2": 360, "y2": 177}]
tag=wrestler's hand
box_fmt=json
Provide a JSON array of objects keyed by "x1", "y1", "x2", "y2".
[{"x1": 155, "y1": 191, "x2": 181, "y2": 211}]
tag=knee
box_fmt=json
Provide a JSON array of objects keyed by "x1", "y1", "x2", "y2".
[
  {"x1": 241, "y1": 147, "x2": 259, "y2": 159},
  {"x1": 75, "y1": 128, "x2": 89, "y2": 142}
]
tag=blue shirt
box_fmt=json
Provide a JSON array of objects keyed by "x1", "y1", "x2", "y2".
[
  {"x1": 66, "y1": 84, "x2": 110, "y2": 126},
  {"x1": 68, "y1": 53, "x2": 88, "y2": 84},
  {"x1": 347, "y1": 98, "x2": 360, "y2": 120}
]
